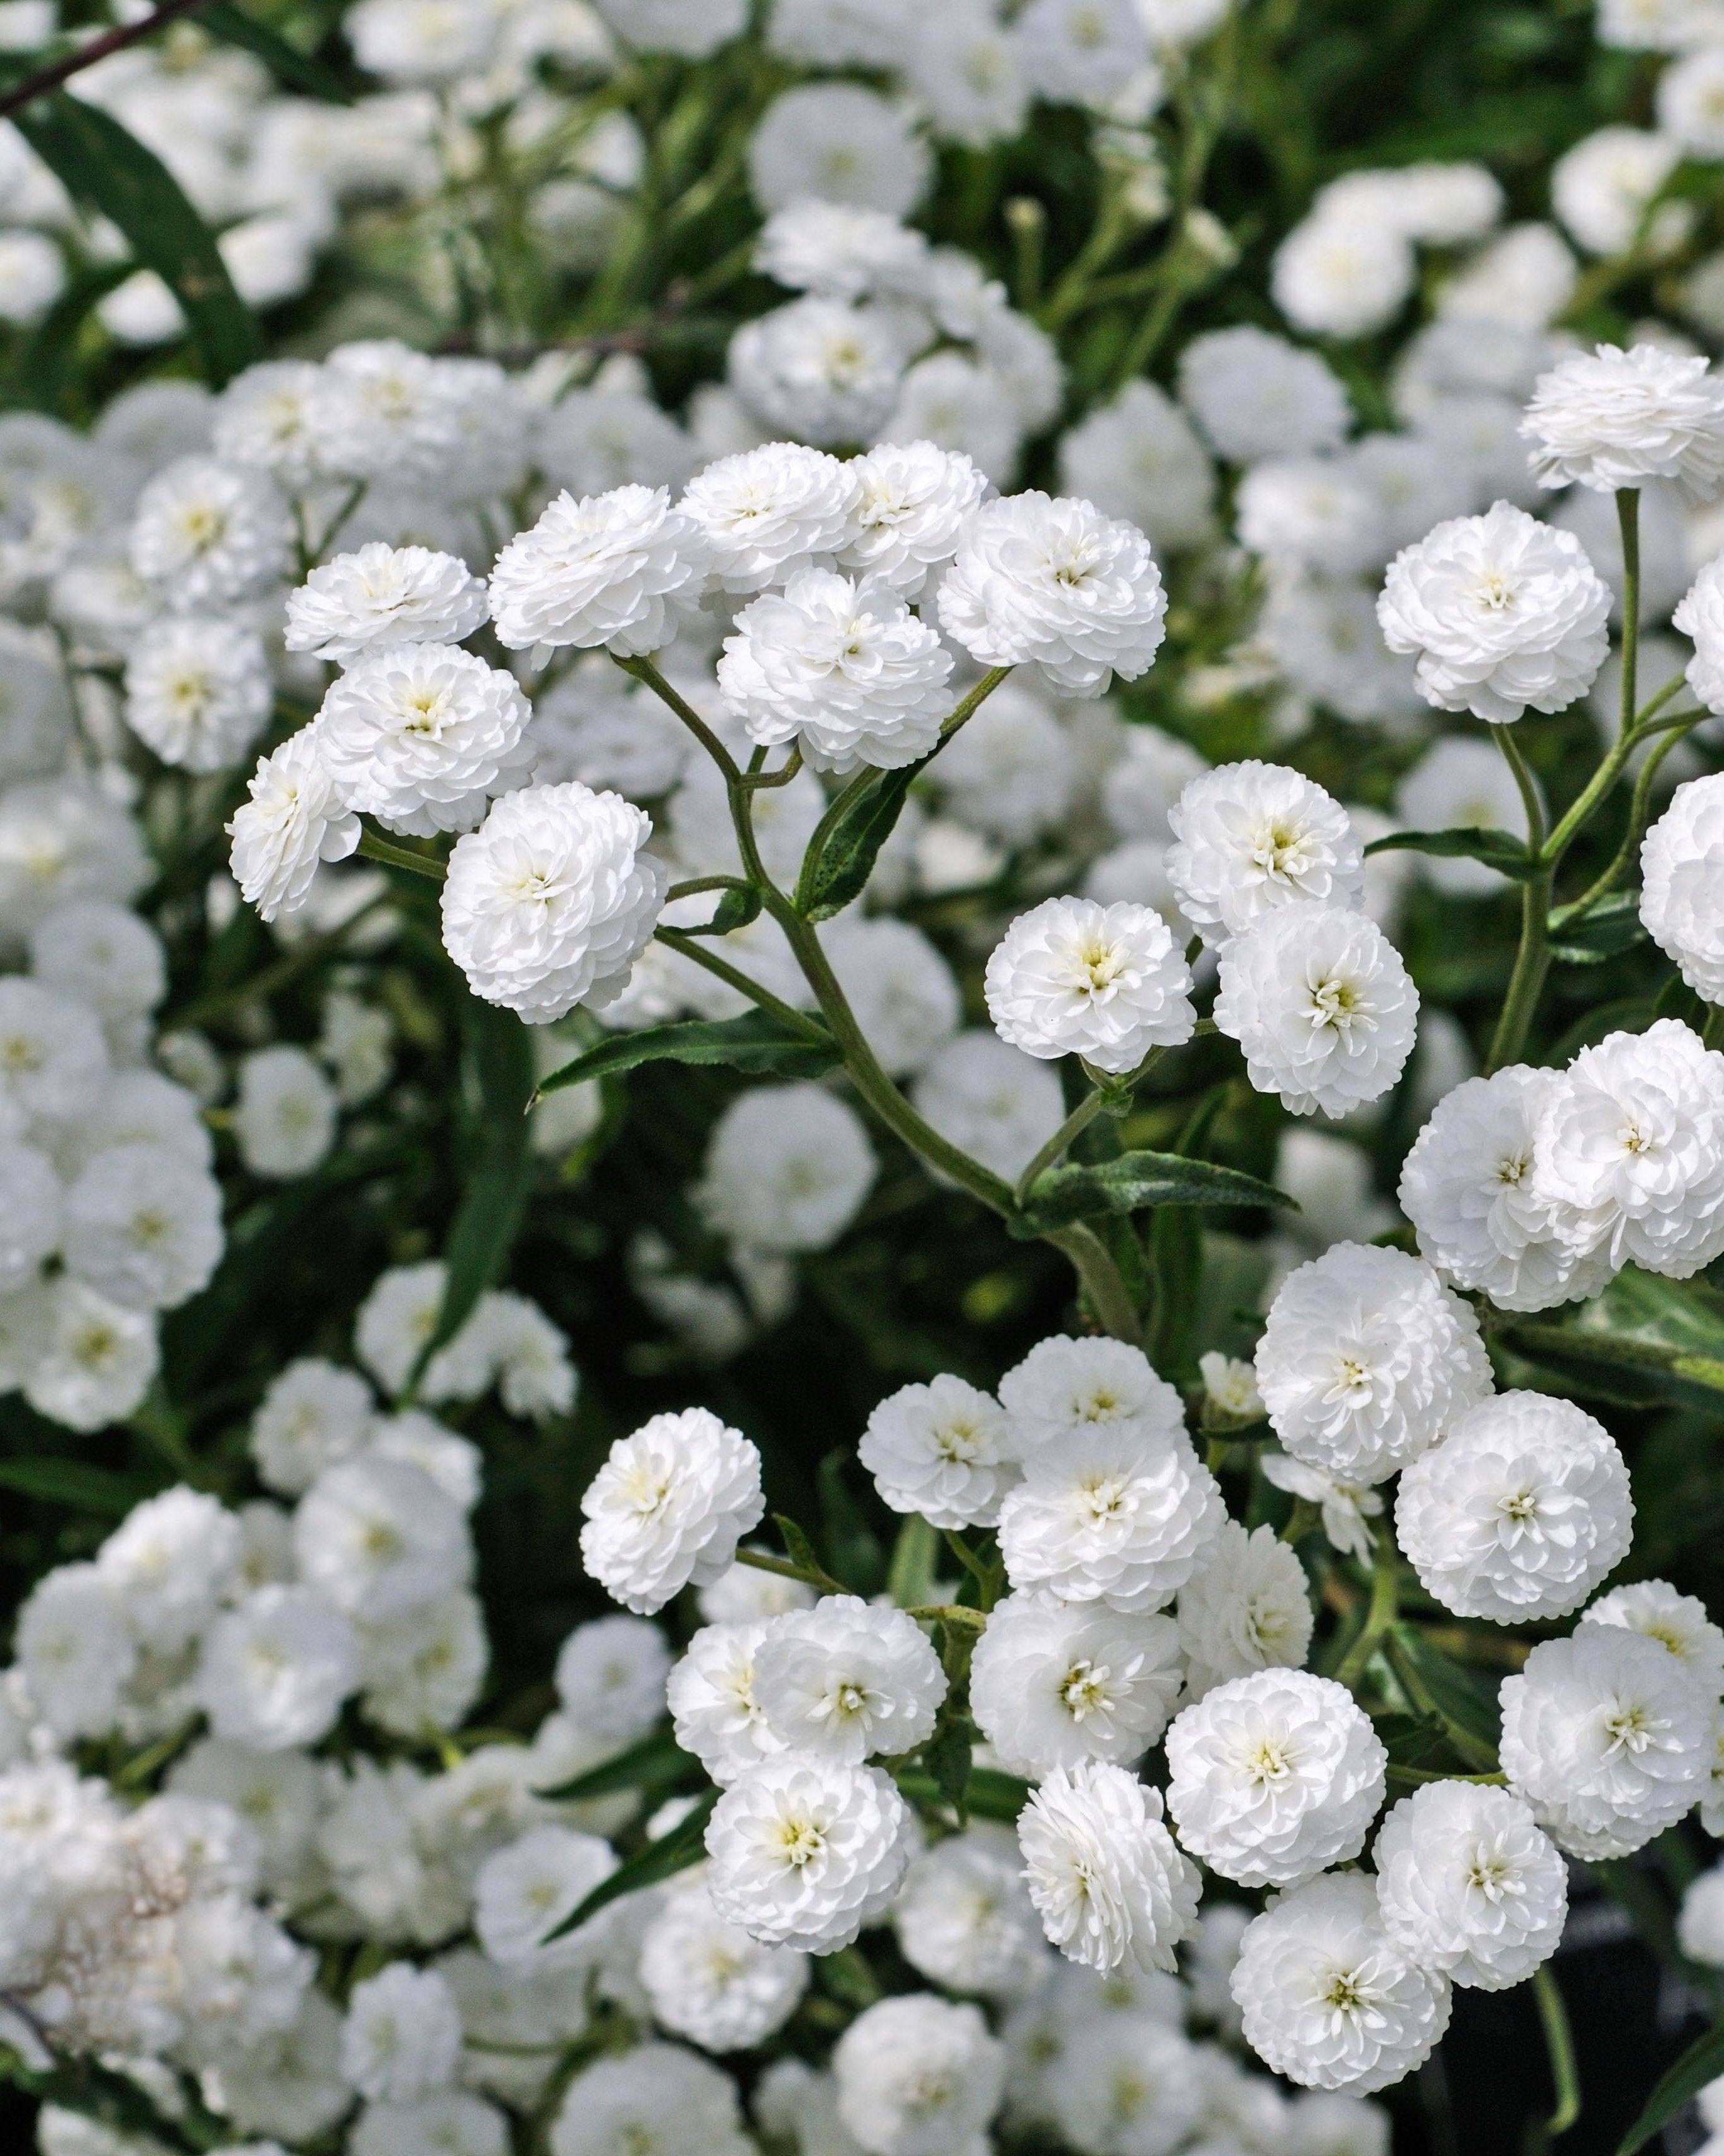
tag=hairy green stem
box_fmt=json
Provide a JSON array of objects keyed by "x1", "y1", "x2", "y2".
[
  {"x1": 357, "y1": 826, "x2": 447, "y2": 882},
  {"x1": 1485, "y1": 726, "x2": 1552, "y2": 1074},
  {"x1": 1529, "y1": 1963, "x2": 1582, "y2": 2149},
  {"x1": 1014, "y1": 1087, "x2": 1108, "y2": 1208},
  {"x1": 1617, "y1": 487, "x2": 1641, "y2": 745},
  {"x1": 735, "y1": 1546, "x2": 845, "y2": 1596},
  {"x1": 650, "y1": 926, "x2": 829, "y2": 1040}
]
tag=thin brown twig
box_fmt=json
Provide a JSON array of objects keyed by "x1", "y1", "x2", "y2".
[{"x1": 0, "y1": 0, "x2": 212, "y2": 122}]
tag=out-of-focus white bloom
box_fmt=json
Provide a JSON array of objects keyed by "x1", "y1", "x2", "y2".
[
  {"x1": 0, "y1": 1135, "x2": 57, "y2": 1295},
  {"x1": 883, "y1": 351, "x2": 1024, "y2": 483},
  {"x1": 1260, "y1": 1452, "x2": 1384, "y2": 1563},
  {"x1": 1165, "y1": 1669, "x2": 1388, "y2": 1887},
  {"x1": 1060, "y1": 380, "x2": 1217, "y2": 554},
  {"x1": 123, "y1": 614, "x2": 272, "y2": 775},
  {"x1": 1552, "y1": 127, "x2": 1686, "y2": 258},
  {"x1": 489, "y1": 486, "x2": 707, "y2": 657},
  {"x1": 984, "y1": 895, "x2": 1194, "y2": 1075},
  {"x1": 63, "y1": 1141, "x2": 222, "y2": 1314},
  {"x1": 1045, "y1": 2009, "x2": 1206, "y2": 2156},
  {"x1": 235, "y1": 1044, "x2": 337, "y2": 1179},
  {"x1": 1597, "y1": 0, "x2": 1724, "y2": 49},
  {"x1": 902, "y1": 8, "x2": 1030, "y2": 147},
  {"x1": 1374, "y1": 1781, "x2": 1568, "y2": 1990},
  {"x1": 196, "y1": 1585, "x2": 361, "y2": 1751},
  {"x1": 969, "y1": 1588, "x2": 1184, "y2": 1776},
  {"x1": 0, "y1": 776, "x2": 152, "y2": 933},
  {"x1": 695, "y1": 1083, "x2": 875, "y2": 1254},
  {"x1": 593, "y1": 0, "x2": 746, "y2": 55},
  {"x1": 860, "y1": 1373, "x2": 1019, "y2": 1528},
  {"x1": 1641, "y1": 772, "x2": 1724, "y2": 999},
  {"x1": 554, "y1": 1614, "x2": 671, "y2": 1742},
  {"x1": 1178, "y1": 327, "x2": 1351, "y2": 463},
  {"x1": 0, "y1": 976, "x2": 108, "y2": 1136},
  {"x1": 580, "y1": 1407, "x2": 764, "y2": 1615},
  {"x1": 640, "y1": 1878, "x2": 809, "y2": 2051},
  {"x1": 228, "y1": 727, "x2": 362, "y2": 924},
  {"x1": 937, "y1": 492, "x2": 1167, "y2": 697},
  {"x1": 931, "y1": 676, "x2": 1074, "y2": 847},
  {"x1": 823, "y1": 916, "x2": 958, "y2": 1080},
  {"x1": 96, "y1": 1483, "x2": 237, "y2": 1650},
  {"x1": 1396, "y1": 1391, "x2": 1633, "y2": 1624},
  {"x1": 912, "y1": 1030, "x2": 1065, "y2": 1185},
  {"x1": 678, "y1": 442, "x2": 862, "y2": 594},
  {"x1": 287, "y1": 544, "x2": 488, "y2": 664},
  {"x1": 1213, "y1": 902, "x2": 1419, "y2": 1119},
  {"x1": 549, "y1": 2043, "x2": 754, "y2": 2156},
  {"x1": 753, "y1": 1595, "x2": 945, "y2": 1764},
  {"x1": 1274, "y1": 209, "x2": 1416, "y2": 342},
  {"x1": 295, "y1": 1454, "x2": 468, "y2": 1624},
  {"x1": 15, "y1": 1561, "x2": 135, "y2": 1737},
  {"x1": 128, "y1": 454, "x2": 289, "y2": 609},
  {"x1": 1394, "y1": 737, "x2": 1533, "y2": 897},
  {"x1": 839, "y1": 439, "x2": 990, "y2": 596},
  {"x1": 748, "y1": 84, "x2": 931, "y2": 218},
  {"x1": 1679, "y1": 1866, "x2": 1724, "y2": 1967},
  {"x1": 719, "y1": 568, "x2": 952, "y2": 771},
  {"x1": 704, "y1": 1753, "x2": 912, "y2": 1952},
  {"x1": 360, "y1": 1586, "x2": 488, "y2": 1738},
  {"x1": 1256, "y1": 1243, "x2": 1492, "y2": 1485},
  {"x1": 1201, "y1": 1351, "x2": 1265, "y2": 1421},
  {"x1": 1523, "y1": 343, "x2": 1724, "y2": 500},
  {"x1": 1658, "y1": 44, "x2": 1724, "y2": 154},
  {"x1": 1533, "y1": 1019, "x2": 1724, "y2": 1278},
  {"x1": 473, "y1": 1823, "x2": 617, "y2": 1969},
  {"x1": 1584, "y1": 1577, "x2": 1724, "y2": 1695},
  {"x1": 1167, "y1": 761, "x2": 1363, "y2": 949},
  {"x1": 1377, "y1": 501, "x2": 1612, "y2": 723},
  {"x1": 1176, "y1": 1521, "x2": 1314, "y2": 1698},
  {"x1": 755, "y1": 199, "x2": 929, "y2": 301},
  {"x1": 1237, "y1": 454, "x2": 1386, "y2": 578},
  {"x1": 24, "y1": 1276, "x2": 159, "y2": 1433},
  {"x1": 729, "y1": 298, "x2": 906, "y2": 447},
  {"x1": 893, "y1": 1824, "x2": 1048, "y2": 1998},
  {"x1": 834, "y1": 1993, "x2": 1005, "y2": 2156},
  {"x1": 1019, "y1": 1759, "x2": 1200, "y2": 1975},
  {"x1": 440, "y1": 783, "x2": 667, "y2": 1023},
  {"x1": 342, "y1": 1961, "x2": 462, "y2": 2104},
  {"x1": 1500, "y1": 1624, "x2": 1713, "y2": 1858},
  {"x1": 1015, "y1": 0, "x2": 1148, "y2": 107},
  {"x1": 1231, "y1": 1871, "x2": 1451, "y2": 2093}
]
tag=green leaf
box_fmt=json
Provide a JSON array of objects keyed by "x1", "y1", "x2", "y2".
[
  {"x1": 922, "y1": 1710, "x2": 976, "y2": 1817},
  {"x1": 198, "y1": 2, "x2": 355, "y2": 101},
  {"x1": 1506, "y1": 1267, "x2": 1724, "y2": 1409},
  {"x1": 533, "y1": 1728, "x2": 697, "y2": 1804},
  {"x1": 895, "y1": 1763, "x2": 1031, "y2": 1823},
  {"x1": 1147, "y1": 1202, "x2": 1203, "y2": 1375},
  {"x1": 796, "y1": 765, "x2": 924, "y2": 923},
  {"x1": 406, "y1": 1000, "x2": 535, "y2": 1400},
  {"x1": 536, "y1": 1011, "x2": 838, "y2": 1097},
  {"x1": 1373, "y1": 1710, "x2": 1454, "y2": 1772},
  {"x1": 1010, "y1": 1150, "x2": 1293, "y2": 1238},
  {"x1": 543, "y1": 1792, "x2": 716, "y2": 1941},
  {"x1": 13, "y1": 94, "x2": 257, "y2": 386},
  {"x1": 772, "y1": 1511, "x2": 833, "y2": 1588},
  {"x1": 1389, "y1": 1626, "x2": 1502, "y2": 1762},
  {"x1": 11, "y1": 259, "x2": 132, "y2": 410},
  {"x1": 0, "y1": 1457, "x2": 161, "y2": 1515},
  {"x1": 679, "y1": 884, "x2": 764, "y2": 937},
  {"x1": 1362, "y1": 826, "x2": 1539, "y2": 880},
  {"x1": 1550, "y1": 891, "x2": 1649, "y2": 966},
  {"x1": 1616, "y1": 2017, "x2": 1724, "y2": 2155}
]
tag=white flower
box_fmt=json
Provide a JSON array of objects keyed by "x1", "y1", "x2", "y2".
[
  {"x1": 1274, "y1": 206, "x2": 1417, "y2": 342},
  {"x1": 883, "y1": 351, "x2": 1025, "y2": 484},
  {"x1": 718, "y1": 568, "x2": 952, "y2": 771},
  {"x1": 342, "y1": 1962, "x2": 462, "y2": 2104},
  {"x1": 593, "y1": 0, "x2": 745, "y2": 54},
  {"x1": 753, "y1": 1594, "x2": 946, "y2": 1764},
  {"x1": 1398, "y1": 1065, "x2": 1610, "y2": 1312},
  {"x1": 295, "y1": 1454, "x2": 469, "y2": 1623},
  {"x1": 63, "y1": 1142, "x2": 223, "y2": 1314},
  {"x1": 235, "y1": 1045, "x2": 338, "y2": 1179},
  {"x1": 251, "y1": 1359, "x2": 372, "y2": 1498},
  {"x1": 96, "y1": 1484, "x2": 239, "y2": 1651},
  {"x1": 1238, "y1": 455, "x2": 1386, "y2": 577},
  {"x1": 699, "y1": 1555, "x2": 815, "y2": 1625},
  {"x1": 754, "y1": 199, "x2": 929, "y2": 301},
  {"x1": 704, "y1": 1753, "x2": 912, "y2": 1952},
  {"x1": 1522, "y1": 344, "x2": 1724, "y2": 500},
  {"x1": 440, "y1": 782, "x2": 667, "y2": 1023},
  {"x1": 1532, "y1": 1020, "x2": 1724, "y2": 1278},
  {"x1": 668, "y1": 1620, "x2": 786, "y2": 1786},
  {"x1": 1019, "y1": 1759, "x2": 1200, "y2": 1976},
  {"x1": 1255, "y1": 1243, "x2": 1492, "y2": 1485},
  {"x1": 211, "y1": 359, "x2": 321, "y2": 488},
  {"x1": 860, "y1": 1373, "x2": 1020, "y2": 1528},
  {"x1": 580, "y1": 1407, "x2": 764, "y2": 1615},
  {"x1": 834, "y1": 1994, "x2": 1005, "y2": 2156},
  {"x1": 838, "y1": 439, "x2": 990, "y2": 596},
  {"x1": 1165, "y1": 1669, "x2": 1388, "y2": 1887},
  {"x1": 694, "y1": 1083, "x2": 875, "y2": 1254},
  {"x1": 195, "y1": 1585, "x2": 361, "y2": 1751},
  {"x1": 286, "y1": 544, "x2": 488, "y2": 663},
  {"x1": 350, "y1": 2093, "x2": 510, "y2": 2156},
  {"x1": 1499, "y1": 1625, "x2": 1713, "y2": 1859},
  {"x1": 968, "y1": 1589, "x2": 1184, "y2": 1778},
  {"x1": 1167, "y1": 760, "x2": 1364, "y2": 953},
  {"x1": 30, "y1": 900, "x2": 163, "y2": 1029},
  {"x1": 729, "y1": 299, "x2": 905, "y2": 447},
  {"x1": 123, "y1": 615, "x2": 272, "y2": 775},
  {"x1": 0, "y1": 1137, "x2": 59, "y2": 1296},
  {"x1": 1045, "y1": 2011, "x2": 1206, "y2": 2156},
  {"x1": 1176, "y1": 1522, "x2": 1314, "y2": 1698},
  {"x1": 550, "y1": 2043, "x2": 754, "y2": 2156},
  {"x1": 1231, "y1": 1872, "x2": 1451, "y2": 2093},
  {"x1": 23, "y1": 1276, "x2": 159, "y2": 1434},
  {"x1": 306, "y1": 340, "x2": 464, "y2": 487},
  {"x1": 128, "y1": 454, "x2": 290, "y2": 609},
  {"x1": 317, "y1": 643, "x2": 533, "y2": 838},
  {"x1": 748, "y1": 84, "x2": 931, "y2": 218},
  {"x1": 937, "y1": 492, "x2": 1167, "y2": 697},
  {"x1": 0, "y1": 776, "x2": 152, "y2": 935},
  {"x1": 1213, "y1": 903, "x2": 1419, "y2": 1119},
  {"x1": 1177, "y1": 327, "x2": 1351, "y2": 463},
  {"x1": 930, "y1": 675, "x2": 1074, "y2": 845},
  {"x1": 999, "y1": 1332, "x2": 1188, "y2": 1454},
  {"x1": 911, "y1": 1030, "x2": 1065, "y2": 1185},
  {"x1": 1374, "y1": 1781, "x2": 1568, "y2": 1991},
  {"x1": 1201, "y1": 1351, "x2": 1265, "y2": 1421},
  {"x1": 227, "y1": 727, "x2": 362, "y2": 924},
  {"x1": 1597, "y1": 0, "x2": 1724, "y2": 49},
  {"x1": 678, "y1": 442, "x2": 863, "y2": 594},
  {"x1": 1377, "y1": 500, "x2": 1612, "y2": 723},
  {"x1": 488, "y1": 486, "x2": 707, "y2": 658},
  {"x1": 1583, "y1": 1577, "x2": 1724, "y2": 1695},
  {"x1": 1059, "y1": 380, "x2": 1217, "y2": 557},
  {"x1": 15, "y1": 1561, "x2": 135, "y2": 1737},
  {"x1": 1660, "y1": 45, "x2": 1724, "y2": 154},
  {"x1": 640, "y1": 1878, "x2": 809, "y2": 2051},
  {"x1": 983, "y1": 896, "x2": 1195, "y2": 1075},
  {"x1": 473, "y1": 1823, "x2": 617, "y2": 1968},
  {"x1": 1552, "y1": 127, "x2": 1687, "y2": 257},
  {"x1": 1640, "y1": 773, "x2": 1724, "y2": 1000},
  {"x1": 360, "y1": 1586, "x2": 488, "y2": 1738},
  {"x1": 0, "y1": 977, "x2": 109, "y2": 1138},
  {"x1": 893, "y1": 1824, "x2": 1048, "y2": 1998},
  {"x1": 1260, "y1": 1453, "x2": 1384, "y2": 1563},
  {"x1": 997, "y1": 1421, "x2": 1224, "y2": 1614},
  {"x1": 1395, "y1": 1391, "x2": 1634, "y2": 1624},
  {"x1": 554, "y1": 1613, "x2": 670, "y2": 1742},
  {"x1": 1679, "y1": 1866, "x2": 1724, "y2": 1967}
]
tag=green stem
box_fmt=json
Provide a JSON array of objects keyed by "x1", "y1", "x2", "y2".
[
  {"x1": 1279, "y1": 1496, "x2": 1320, "y2": 1545},
  {"x1": 1486, "y1": 726, "x2": 1552, "y2": 1074},
  {"x1": 1617, "y1": 488, "x2": 1640, "y2": 744},
  {"x1": 1044, "y1": 1223, "x2": 1147, "y2": 1347},
  {"x1": 357, "y1": 826, "x2": 447, "y2": 882},
  {"x1": 614, "y1": 652, "x2": 742, "y2": 782},
  {"x1": 1553, "y1": 713, "x2": 1706, "y2": 928},
  {"x1": 650, "y1": 925, "x2": 829, "y2": 1040},
  {"x1": 1706, "y1": 1005, "x2": 1724, "y2": 1050},
  {"x1": 734, "y1": 1546, "x2": 844, "y2": 1596},
  {"x1": 1014, "y1": 1086, "x2": 1108, "y2": 1208},
  {"x1": 664, "y1": 874, "x2": 754, "y2": 904},
  {"x1": 169, "y1": 897, "x2": 388, "y2": 1031},
  {"x1": 1386, "y1": 1764, "x2": 1508, "y2": 1786},
  {"x1": 1333, "y1": 1535, "x2": 1399, "y2": 1690},
  {"x1": 1529, "y1": 1962, "x2": 1582, "y2": 2150}
]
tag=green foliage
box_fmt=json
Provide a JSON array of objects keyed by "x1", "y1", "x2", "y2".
[{"x1": 536, "y1": 1011, "x2": 838, "y2": 1094}]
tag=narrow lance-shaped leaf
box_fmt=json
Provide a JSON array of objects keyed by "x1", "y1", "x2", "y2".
[
  {"x1": 1362, "y1": 826, "x2": 1540, "y2": 879},
  {"x1": 199, "y1": 2, "x2": 356, "y2": 102},
  {"x1": 1616, "y1": 2019, "x2": 1724, "y2": 2155},
  {"x1": 533, "y1": 1727, "x2": 697, "y2": 1804},
  {"x1": 1010, "y1": 1150, "x2": 1295, "y2": 1239},
  {"x1": 544, "y1": 1791, "x2": 718, "y2": 1941},
  {"x1": 536, "y1": 1010, "x2": 838, "y2": 1098},
  {"x1": 797, "y1": 763, "x2": 926, "y2": 924}
]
